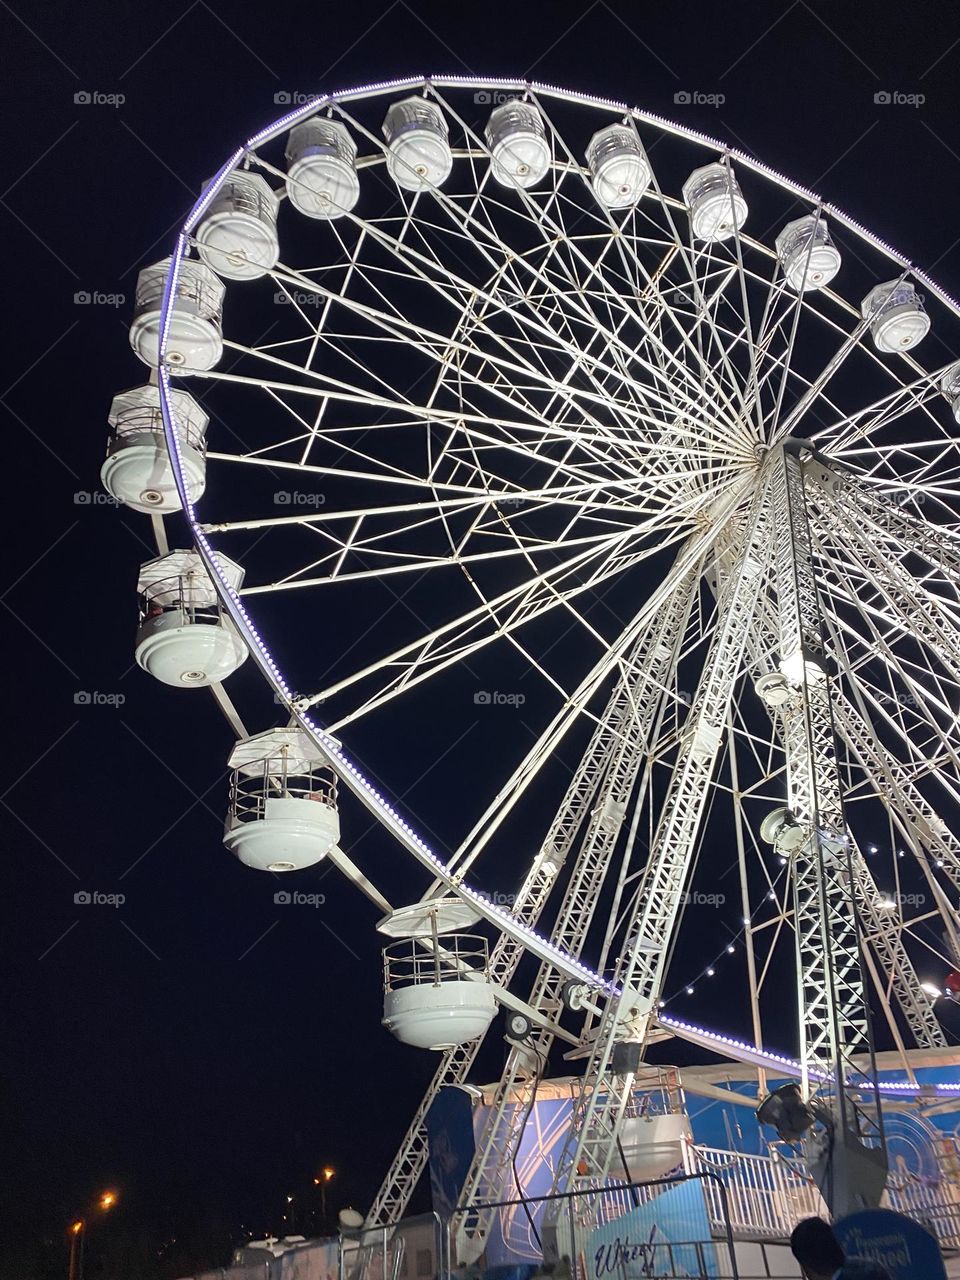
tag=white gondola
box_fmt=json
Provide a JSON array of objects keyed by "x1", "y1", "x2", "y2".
[
  {"x1": 382, "y1": 934, "x2": 497, "y2": 1050},
  {"x1": 775, "y1": 214, "x2": 842, "y2": 292},
  {"x1": 382, "y1": 97, "x2": 452, "y2": 192},
  {"x1": 609, "y1": 1113, "x2": 692, "y2": 1180},
  {"x1": 942, "y1": 362, "x2": 960, "y2": 424},
  {"x1": 485, "y1": 101, "x2": 550, "y2": 189},
  {"x1": 129, "y1": 257, "x2": 224, "y2": 372},
  {"x1": 101, "y1": 384, "x2": 207, "y2": 513},
  {"x1": 224, "y1": 728, "x2": 340, "y2": 872},
  {"x1": 285, "y1": 119, "x2": 360, "y2": 219},
  {"x1": 861, "y1": 280, "x2": 930, "y2": 352},
  {"x1": 196, "y1": 171, "x2": 279, "y2": 280},
  {"x1": 135, "y1": 549, "x2": 247, "y2": 687},
  {"x1": 586, "y1": 123, "x2": 651, "y2": 208},
  {"x1": 682, "y1": 162, "x2": 748, "y2": 243}
]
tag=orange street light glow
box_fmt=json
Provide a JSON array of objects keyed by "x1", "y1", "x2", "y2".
[
  {"x1": 70, "y1": 1221, "x2": 83, "y2": 1236},
  {"x1": 99, "y1": 1191, "x2": 118, "y2": 1211}
]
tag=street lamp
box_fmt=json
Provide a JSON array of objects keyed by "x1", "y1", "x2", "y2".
[
  {"x1": 67, "y1": 1223, "x2": 83, "y2": 1280},
  {"x1": 313, "y1": 1167, "x2": 335, "y2": 1233},
  {"x1": 67, "y1": 1190, "x2": 119, "y2": 1280}
]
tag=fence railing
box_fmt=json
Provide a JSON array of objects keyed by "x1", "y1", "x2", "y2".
[
  {"x1": 177, "y1": 1141, "x2": 960, "y2": 1280},
  {"x1": 682, "y1": 1144, "x2": 823, "y2": 1240},
  {"x1": 886, "y1": 1172, "x2": 960, "y2": 1250},
  {"x1": 449, "y1": 1170, "x2": 739, "y2": 1280},
  {"x1": 340, "y1": 1213, "x2": 446, "y2": 1280},
  {"x1": 687, "y1": 1140, "x2": 960, "y2": 1253}
]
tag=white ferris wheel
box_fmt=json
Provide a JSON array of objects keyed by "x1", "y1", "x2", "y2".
[{"x1": 105, "y1": 75, "x2": 960, "y2": 1245}]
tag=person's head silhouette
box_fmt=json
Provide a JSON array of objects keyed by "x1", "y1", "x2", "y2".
[{"x1": 790, "y1": 1218, "x2": 893, "y2": 1280}]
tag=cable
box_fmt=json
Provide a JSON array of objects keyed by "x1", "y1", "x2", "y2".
[
  {"x1": 510, "y1": 1042, "x2": 546, "y2": 1253},
  {"x1": 615, "y1": 1134, "x2": 640, "y2": 1207}
]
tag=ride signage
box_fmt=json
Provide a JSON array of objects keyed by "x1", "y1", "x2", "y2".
[
  {"x1": 835, "y1": 1208, "x2": 946, "y2": 1280},
  {"x1": 584, "y1": 1180, "x2": 718, "y2": 1280}
]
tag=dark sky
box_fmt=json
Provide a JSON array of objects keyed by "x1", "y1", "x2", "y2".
[{"x1": 3, "y1": 0, "x2": 960, "y2": 1269}]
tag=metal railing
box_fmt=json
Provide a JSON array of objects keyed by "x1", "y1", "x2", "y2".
[
  {"x1": 687, "y1": 1140, "x2": 960, "y2": 1253},
  {"x1": 230, "y1": 765, "x2": 339, "y2": 825},
  {"x1": 886, "y1": 1172, "x2": 960, "y2": 1250},
  {"x1": 682, "y1": 1145, "x2": 822, "y2": 1240},
  {"x1": 140, "y1": 571, "x2": 224, "y2": 615},
  {"x1": 450, "y1": 1171, "x2": 739, "y2": 1280},
  {"x1": 176, "y1": 1142, "x2": 960, "y2": 1280},
  {"x1": 111, "y1": 401, "x2": 208, "y2": 451},
  {"x1": 209, "y1": 173, "x2": 277, "y2": 223},
  {"x1": 340, "y1": 1212, "x2": 446, "y2": 1280},
  {"x1": 382, "y1": 934, "x2": 490, "y2": 991},
  {"x1": 136, "y1": 259, "x2": 224, "y2": 320}
]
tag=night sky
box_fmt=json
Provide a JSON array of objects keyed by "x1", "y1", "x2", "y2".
[{"x1": 4, "y1": 1, "x2": 960, "y2": 1275}]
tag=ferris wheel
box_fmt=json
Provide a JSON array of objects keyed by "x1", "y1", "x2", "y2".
[{"x1": 105, "y1": 75, "x2": 960, "y2": 1246}]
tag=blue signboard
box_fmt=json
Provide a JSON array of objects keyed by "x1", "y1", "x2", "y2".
[
  {"x1": 835, "y1": 1208, "x2": 946, "y2": 1280},
  {"x1": 585, "y1": 1182, "x2": 719, "y2": 1280}
]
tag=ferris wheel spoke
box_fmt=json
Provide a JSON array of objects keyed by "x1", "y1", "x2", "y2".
[
  {"x1": 300, "y1": 521, "x2": 674, "y2": 726},
  {"x1": 220, "y1": 283, "x2": 746, "y2": 479},
  {"x1": 820, "y1": 366, "x2": 948, "y2": 455},
  {"x1": 821, "y1": 586, "x2": 960, "y2": 769},
  {"x1": 834, "y1": 689, "x2": 960, "y2": 908},
  {"x1": 346, "y1": 109, "x2": 751, "y2": 451},
  {"x1": 821, "y1": 592, "x2": 960, "y2": 800},
  {"x1": 756, "y1": 268, "x2": 820, "y2": 437},
  {"x1": 198, "y1": 357, "x2": 715, "y2": 522},
  {"x1": 769, "y1": 308, "x2": 879, "y2": 445},
  {"x1": 448, "y1": 536, "x2": 712, "y2": 878},
  {"x1": 457, "y1": 581, "x2": 704, "y2": 1225},
  {"x1": 425, "y1": 194, "x2": 741, "y2": 439},
  {"x1": 845, "y1": 480, "x2": 960, "y2": 573},
  {"x1": 201, "y1": 481, "x2": 643, "y2": 537},
  {"x1": 674, "y1": 227, "x2": 766, "y2": 438},
  {"x1": 665, "y1": 258, "x2": 762, "y2": 445},
  {"x1": 225, "y1": 288, "x2": 659, "y2": 453},
  {"x1": 240, "y1": 528, "x2": 630, "y2": 594},
  {"x1": 285, "y1": 191, "x2": 737, "y2": 446},
  {"x1": 295, "y1": 464, "x2": 751, "y2": 722},
  {"x1": 542, "y1": 471, "x2": 774, "y2": 1212},
  {"x1": 369, "y1": 553, "x2": 704, "y2": 1230},
  {"x1": 852, "y1": 851, "x2": 946, "y2": 1052},
  {"x1": 824, "y1": 502, "x2": 960, "y2": 687}
]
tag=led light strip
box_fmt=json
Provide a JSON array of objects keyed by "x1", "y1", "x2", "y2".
[
  {"x1": 153, "y1": 74, "x2": 960, "y2": 1086},
  {"x1": 662, "y1": 1013, "x2": 960, "y2": 1098}
]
